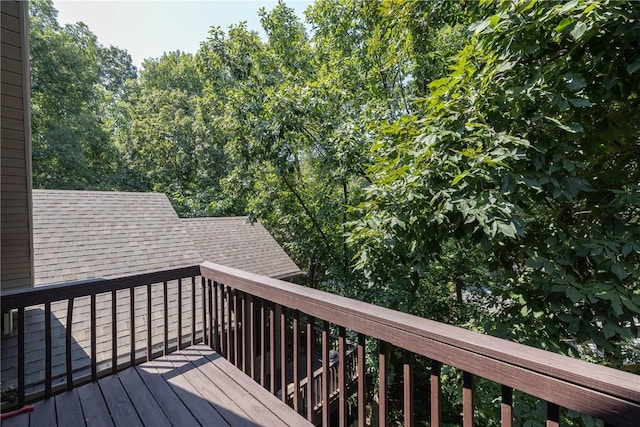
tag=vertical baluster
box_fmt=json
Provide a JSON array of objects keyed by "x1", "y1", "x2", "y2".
[
  {"x1": 431, "y1": 361, "x2": 442, "y2": 427},
  {"x1": 224, "y1": 284, "x2": 230, "y2": 358},
  {"x1": 338, "y1": 326, "x2": 347, "y2": 427},
  {"x1": 269, "y1": 303, "x2": 276, "y2": 394},
  {"x1": 45, "y1": 302, "x2": 52, "y2": 397},
  {"x1": 17, "y1": 307, "x2": 25, "y2": 405},
  {"x1": 208, "y1": 280, "x2": 214, "y2": 349},
  {"x1": 233, "y1": 289, "x2": 239, "y2": 366},
  {"x1": 501, "y1": 385, "x2": 512, "y2": 427},
  {"x1": 379, "y1": 340, "x2": 388, "y2": 427},
  {"x1": 112, "y1": 290, "x2": 118, "y2": 374},
  {"x1": 293, "y1": 310, "x2": 300, "y2": 412},
  {"x1": 242, "y1": 293, "x2": 248, "y2": 373},
  {"x1": 280, "y1": 305, "x2": 288, "y2": 403},
  {"x1": 163, "y1": 281, "x2": 168, "y2": 355},
  {"x1": 547, "y1": 402, "x2": 560, "y2": 427},
  {"x1": 130, "y1": 287, "x2": 136, "y2": 366},
  {"x1": 463, "y1": 371, "x2": 474, "y2": 427},
  {"x1": 404, "y1": 350, "x2": 414, "y2": 427},
  {"x1": 66, "y1": 298, "x2": 74, "y2": 389},
  {"x1": 177, "y1": 278, "x2": 183, "y2": 350},
  {"x1": 306, "y1": 315, "x2": 315, "y2": 422},
  {"x1": 322, "y1": 320, "x2": 330, "y2": 427},
  {"x1": 91, "y1": 293, "x2": 97, "y2": 380},
  {"x1": 249, "y1": 296, "x2": 256, "y2": 380},
  {"x1": 191, "y1": 276, "x2": 196, "y2": 345},
  {"x1": 357, "y1": 334, "x2": 366, "y2": 427},
  {"x1": 261, "y1": 299, "x2": 267, "y2": 388},
  {"x1": 202, "y1": 278, "x2": 208, "y2": 346},
  {"x1": 146, "y1": 284, "x2": 152, "y2": 361}
]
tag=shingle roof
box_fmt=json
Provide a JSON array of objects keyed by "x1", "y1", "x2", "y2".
[
  {"x1": 31, "y1": 190, "x2": 300, "y2": 285},
  {"x1": 32, "y1": 190, "x2": 203, "y2": 286},
  {"x1": 181, "y1": 217, "x2": 301, "y2": 279}
]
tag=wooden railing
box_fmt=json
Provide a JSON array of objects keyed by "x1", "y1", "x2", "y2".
[
  {"x1": 199, "y1": 261, "x2": 640, "y2": 427},
  {"x1": 2, "y1": 261, "x2": 639, "y2": 426},
  {"x1": 285, "y1": 339, "x2": 358, "y2": 424},
  {"x1": 0, "y1": 265, "x2": 202, "y2": 408}
]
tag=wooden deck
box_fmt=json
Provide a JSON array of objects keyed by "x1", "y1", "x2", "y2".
[{"x1": 1, "y1": 345, "x2": 313, "y2": 427}]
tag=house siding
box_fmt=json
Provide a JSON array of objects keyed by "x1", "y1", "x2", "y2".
[{"x1": 1, "y1": 1, "x2": 34, "y2": 289}]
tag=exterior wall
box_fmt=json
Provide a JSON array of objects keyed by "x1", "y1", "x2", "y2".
[{"x1": 1, "y1": 1, "x2": 33, "y2": 290}]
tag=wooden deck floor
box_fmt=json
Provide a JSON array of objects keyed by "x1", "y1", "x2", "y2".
[{"x1": 1, "y1": 344, "x2": 313, "y2": 427}]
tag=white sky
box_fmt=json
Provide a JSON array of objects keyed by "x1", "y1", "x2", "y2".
[{"x1": 52, "y1": 0, "x2": 314, "y2": 70}]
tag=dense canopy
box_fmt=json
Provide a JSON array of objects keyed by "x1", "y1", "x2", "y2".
[{"x1": 30, "y1": 0, "x2": 639, "y2": 424}]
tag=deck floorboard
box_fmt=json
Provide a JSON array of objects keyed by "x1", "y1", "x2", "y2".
[{"x1": 0, "y1": 345, "x2": 312, "y2": 427}]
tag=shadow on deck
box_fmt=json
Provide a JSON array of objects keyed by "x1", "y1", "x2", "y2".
[{"x1": 1, "y1": 345, "x2": 311, "y2": 427}]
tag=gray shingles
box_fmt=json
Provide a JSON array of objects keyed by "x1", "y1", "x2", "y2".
[
  {"x1": 181, "y1": 217, "x2": 301, "y2": 279},
  {"x1": 32, "y1": 190, "x2": 203, "y2": 286}
]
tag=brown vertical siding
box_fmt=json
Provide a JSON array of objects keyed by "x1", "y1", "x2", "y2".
[{"x1": 1, "y1": 1, "x2": 33, "y2": 289}]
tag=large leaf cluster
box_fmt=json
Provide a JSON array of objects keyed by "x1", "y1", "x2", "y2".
[{"x1": 351, "y1": 0, "x2": 640, "y2": 364}]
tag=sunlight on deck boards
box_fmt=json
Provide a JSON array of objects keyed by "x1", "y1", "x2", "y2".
[{"x1": 0, "y1": 344, "x2": 313, "y2": 427}]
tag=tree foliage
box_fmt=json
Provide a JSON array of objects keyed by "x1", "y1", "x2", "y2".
[
  {"x1": 29, "y1": 0, "x2": 134, "y2": 189},
  {"x1": 350, "y1": 0, "x2": 640, "y2": 365}
]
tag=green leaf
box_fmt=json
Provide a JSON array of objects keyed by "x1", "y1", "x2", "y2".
[
  {"x1": 555, "y1": 18, "x2": 574, "y2": 32},
  {"x1": 497, "y1": 221, "x2": 516, "y2": 238},
  {"x1": 602, "y1": 323, "x2": 616, "y2": 339},
  {"x1": 570, "y1": 21, "x2": 587, "y2": 40},
  {"x1": 568, "y1": 97, "x2": 592, "y2": 108},
  {"x1": 622, "y1": 243, "x2": 633, "y2": 257},
  {"x1": 564, "y1": 74, "x2": 586, "y2": 91},
  {"x1": 451, "y1": 170, "x2": 470, "y2": 186},
  {"x1": 611, "y1": 263, "x2": 628, "y2": 280},
  {"x1": 627, "y1": 56, "x2": 640, "y2": 75},
  {"x1": 566, "y1": 286, "x2": 581, "y2": 303}
]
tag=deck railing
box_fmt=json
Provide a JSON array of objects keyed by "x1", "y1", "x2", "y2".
[
  {"x1": 199, "y1": 261, "x2": 640, "y2": 427},
  {"x1": 1, "y1": 265, "x2": 203, "y2": 408},
  {"x1": 2, "y1": 261, "x2": 639, "y2": 426}
]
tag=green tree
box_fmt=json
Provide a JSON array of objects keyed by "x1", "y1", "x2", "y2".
[
  {"x1": 350, "y1": 0, "x2": 640, "y2": 368},
  {"x1": 29, "y1": 0, "x2": 135, "y2": 190}
]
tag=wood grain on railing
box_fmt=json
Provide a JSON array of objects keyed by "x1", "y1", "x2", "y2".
[{"x1": 200, "y1": 261, "x2": 640, "y2": 427}]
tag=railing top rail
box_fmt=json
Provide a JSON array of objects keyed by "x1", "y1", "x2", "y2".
[
  {"x1": 200, "y1": 261, "x2": 640, "y2": 421},
  {"x1": 0, "y1": 265, "x2": 201, "y2": 310}
]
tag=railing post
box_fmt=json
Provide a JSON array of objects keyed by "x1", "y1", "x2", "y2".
[
  {"x1": 463, "y1": 371, "x2": 474, "y2": 427},
  {"x1": 66, "y1": 298, "x2": 74, "y2": 389},
  {"x1": 306, "y1": 315, "x2": 315, "y2": 422},
  {"x1": 146, "y1": 284, "x2": 152, "y2": 361},
  {"x1": 403, "y1": 350, "x2": 414, "y2": 427},
  {"x1": 547, "y1": 402, "x2": 560, "y2": 427},
  {"x1": 112, "y1": 290, "x2": 118, "y2": 374},
  {"x1": 201, "y1": 277, "x2": 208, "y2": 346},
  {"x1": 191, "y1": 276, "x2": 196, "y2": 346},
  {"x1": 501, "y1": 385, "x2": 512, "y2": 427},
  {"x1": 45, "y1": 302, "x2": 52, "y2": 397},
  {"x1": 177, "y1": 278, "x2": 183, "y2": 350},
  {"x1": 260, "y1": 298, "x2": 267, "y2": 388},
  {"x1": 242, "y1": 292, "x2": 248, "y2": 373},
  {"x1": 270, "y1": 302, "x2": 276, "y2": 394},
  {"x1": 130, "y1": 287, "x2": 136, "y2": 366},
  {"x1": 163, "y1": 281, "x2": 168, "y2": 355},
  {"x1": 379, "y1": 340, "x2": 388, "y2": 427},
  {"x1": 249, "y1": 295, "x2": 256, "y2": 380},
  {"x1": 431, "y1": 361, "x2": 442, "y2": 427},
  {"x1": 233, "y1": 289, "x2": 239, "y2": 367},
  {"x1": 322, "y1": 320, "x2": 330, "y2": 426},
  {"x1": 338, "y1": 326, "x2": 347, "y2": 427},
  {"x1": 293, "y1": 309, "x2": 301, "y2": 412},
  {"x1": 17, "y1": 307, "x2": 25, "y2": 405},
  {"x1": 280, "y1": 305, "x2": 287, "y2": 403},
  {"x1": 357, "y1": 334, "x2": 366, "y2": 427}
]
